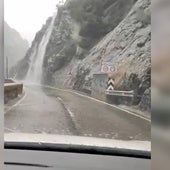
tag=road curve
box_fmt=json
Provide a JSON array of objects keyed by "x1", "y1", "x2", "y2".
[{"x1": 5, "y1": 85, "x2": 151, "y2": 141}]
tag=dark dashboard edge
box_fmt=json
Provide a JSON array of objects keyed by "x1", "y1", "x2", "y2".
[
  {"x1": 4, "y1": 142, "x2": 151, "y2": 159},
  {"x1": 4, "y1": 162, "x2": 53, "y2": 168}
]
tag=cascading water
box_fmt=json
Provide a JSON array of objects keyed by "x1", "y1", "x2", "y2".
[{"x1": 25, "y1": 11, "x2": 57, "y2": 84}]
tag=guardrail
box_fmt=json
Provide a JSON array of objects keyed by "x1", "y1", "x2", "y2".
[
  {"x1": 106, "y1": 90, "x2": 134, "y2": 98},
  {"x1": 4, "y1": 80, "x2": 23, "y2": 104}
]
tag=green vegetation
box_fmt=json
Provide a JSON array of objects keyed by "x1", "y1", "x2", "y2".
[
  {"x1": 67, "y1": 0, "x2": 107, "y2": 39},
  {"x1": 66, "y1": 0, "x2": 137, "y2": 49}
]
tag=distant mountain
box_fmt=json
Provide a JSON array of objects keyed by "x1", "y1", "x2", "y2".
[{"x1": 4, "y1": 22, "x2": 29, "y2": 69}]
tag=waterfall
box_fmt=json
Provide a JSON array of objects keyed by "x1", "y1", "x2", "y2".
[{"x1": 25, "y1": 11, "x2": 57, "y2": 84}]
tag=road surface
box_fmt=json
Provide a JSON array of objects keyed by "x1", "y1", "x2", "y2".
[{"x1": 5, "y1": 85, "x2": 151, "y2": 141}]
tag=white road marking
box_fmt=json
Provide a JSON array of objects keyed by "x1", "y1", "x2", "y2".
[
  {"x1": 67, "y1": 108, "x2": 74, "y2": 119},
  {"x1": 5, "y1": 92, "x2": 27, "y2": 114},
  {"x1": 57, "y1": 97, "x2": 74, "y2": 119},
  {"x1": 5, "y1": 127, "x2": 17, "y2": 133},
  {"x1": 57, "y1": 97, "x2": 63, "y2": 102},
  {"x1": 40, "y1": 84, "x2": 151, "y2": 122},
  {"x1": 22, "y1": 83, "x2": 150, "y2": 122}
]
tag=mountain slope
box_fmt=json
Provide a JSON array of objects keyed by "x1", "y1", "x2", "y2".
[
  {"x1": 4, "y1": 22, "x2": 29, "y2": 69},
  {"x1": 14, "y1": 0, "x2": 151, "y2": 111},
  {"x1": 50, "y1": 0, "x2": 151, "y2": 111},
  {"x1": 14, "y1": 0, "x2": 137, "y2": 80}
]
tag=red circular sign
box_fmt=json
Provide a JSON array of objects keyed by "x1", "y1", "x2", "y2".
[
  {"x1": 110, "y1": 66, "x2": 115, "y2": 72},
  {"x1": 103, "y1": 65, "x2": 109, "y2": 73}
]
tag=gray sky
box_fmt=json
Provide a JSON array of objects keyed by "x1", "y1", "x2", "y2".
[{"x1": 5, "y1": 0, "x2": 64, "y2": 44}]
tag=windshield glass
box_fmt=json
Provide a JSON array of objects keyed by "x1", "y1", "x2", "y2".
[{"x1": 4, "y1": 0, "x2": 151, "y2": 149}]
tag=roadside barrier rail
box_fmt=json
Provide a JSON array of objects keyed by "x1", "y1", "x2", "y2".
[
  {"x1": 106, "y1": 90, "x2": 134, "y2": 98},
  {"x1": 4, "y1": 80, "x2": 23, "y2": 103}
]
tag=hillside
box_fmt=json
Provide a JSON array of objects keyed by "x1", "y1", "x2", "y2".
[
  {"x1": 13, "y1": 0, "x2": 151, "y2": 111},
  {"x1": 4, "y1": 22, "x2": 29, "y2": 69}
]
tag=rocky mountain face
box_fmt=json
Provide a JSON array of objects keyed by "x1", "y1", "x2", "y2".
[
  {"x1": 4, "y1": 22, "x2": 29, "y2": 69},
  {"x1": 14, "y1": 0, "x2": 151, "y2": 111},
  {"x1": 43, "y1": 0, "x2": 138, "y2": 83}
]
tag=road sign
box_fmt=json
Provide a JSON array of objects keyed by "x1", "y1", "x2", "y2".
[
  {"x1": 107, "y1": 78, "x2": 114, "y2": 90},
  {"x1": 101, "y1": 62, "x2": 115, "y2": 73}
]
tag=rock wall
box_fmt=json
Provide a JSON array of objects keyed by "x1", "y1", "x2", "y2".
[
  {"x1": 51, "y1": 0, "x2": 151, "y2": 110},
  {"x1": 91, "y1": 74, "x2": 108, "y2": 101},
  {"x1": 42, "y1": 0, "x2": 137, "y2": 85},
  {"x1": 14, "y1": 0, "x2": 151, "y2": 111},
  {"x1": 139, "y1": 88, "x2": 151, "y2": 112}
]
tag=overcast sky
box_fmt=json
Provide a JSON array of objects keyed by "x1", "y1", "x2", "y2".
[{"x1": 5, "y1": 0, "x2": 64, "y2": 44}]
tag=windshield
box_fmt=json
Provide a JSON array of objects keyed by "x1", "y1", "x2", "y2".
[{"x1": 4, "y1": 0, "x2": 151, "y2": 150}]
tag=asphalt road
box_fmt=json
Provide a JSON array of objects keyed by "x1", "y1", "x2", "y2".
[{"x1": 5, "y1": 85, "x2": 151, "y2": 141}]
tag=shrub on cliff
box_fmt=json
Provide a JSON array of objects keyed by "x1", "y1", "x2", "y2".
[{"x1": 67, "y1": 0, "x2": 84, "y2": 22}]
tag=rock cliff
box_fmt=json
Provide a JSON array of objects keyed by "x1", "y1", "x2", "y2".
[{"x1": 14, "y1": 0, "x2": 151, "y2": 111}]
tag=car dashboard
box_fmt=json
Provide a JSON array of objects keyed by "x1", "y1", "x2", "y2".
[
  {"x1": 4, "y1": 134, "x2": 151, "y2": 170},
  {"x1": 5, "y1": 149, "x2": 150, "y2": 170}
]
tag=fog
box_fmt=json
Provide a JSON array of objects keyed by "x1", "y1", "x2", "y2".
[{"x1": 4, "y1": 0, "x2": 64, "y2": 44}]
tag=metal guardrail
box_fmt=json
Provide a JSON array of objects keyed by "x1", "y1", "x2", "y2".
[{"x1": 106, "y1": 90, "x2": 134, "y2": 98}]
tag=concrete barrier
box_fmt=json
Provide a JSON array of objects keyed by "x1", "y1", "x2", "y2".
[
  {"x1": 4, "y1": 80, "x2": 23, "y2": 104},
  {"x1": 91, "y1": 73, "x2": 108, "y2": 101}
]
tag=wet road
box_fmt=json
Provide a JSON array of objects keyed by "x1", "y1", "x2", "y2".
[{"x1": 5, "y1": 85, "x2": 151, "y2": 141}]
